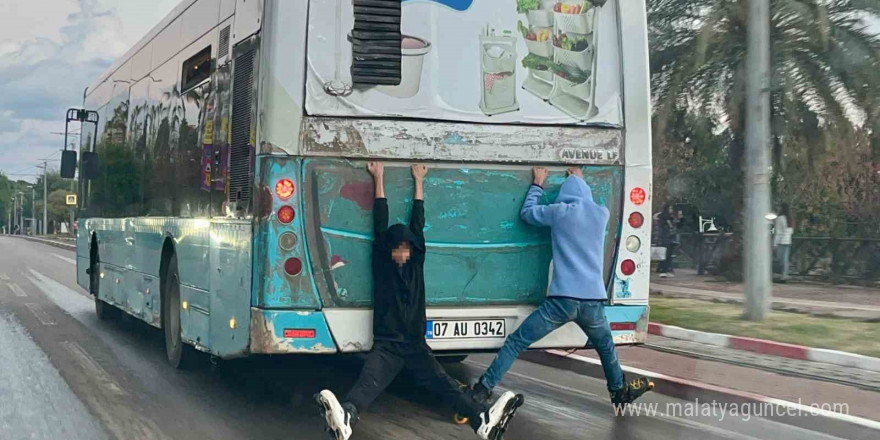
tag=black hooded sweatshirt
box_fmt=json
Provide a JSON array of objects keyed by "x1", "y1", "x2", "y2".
[{"x1": 372, "y1": 198, "x2": 427, "y2": 345}]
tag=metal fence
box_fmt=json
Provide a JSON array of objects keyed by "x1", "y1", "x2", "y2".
[{"x1": 669, "y1": 233, "x2": 879, "y2": 283}]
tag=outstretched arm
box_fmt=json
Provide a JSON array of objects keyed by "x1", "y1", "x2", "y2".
[
  {"x1": 410, "y1": 164, "x2": 427, "y2": 243},
  {"x1": 368, "y1": 162, "x2": 388, "y2": 236},
  {"x1": 520, "y1": 167, "x2": 563, "y2": 227}
]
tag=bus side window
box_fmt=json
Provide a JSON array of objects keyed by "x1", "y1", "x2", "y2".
[{"x1": 176, "y1": 83, "x2": 213, "y2": 218}]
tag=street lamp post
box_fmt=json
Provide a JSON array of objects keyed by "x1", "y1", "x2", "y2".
[{"x1": 31, "y1": 185, "x2": 36, "y2": 236}]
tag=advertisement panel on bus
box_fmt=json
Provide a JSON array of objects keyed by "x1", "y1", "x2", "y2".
[{"x1": 305, "y1": 0, "x2": 622, "y2": 125}]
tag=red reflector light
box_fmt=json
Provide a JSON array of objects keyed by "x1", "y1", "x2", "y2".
[
  {"x1": 284, "y1": 257, "x2": 303, "y2": 276},
  {"x1": 283, "y1": 328, "x2": 315, "y2": 338},
  {"x1": 629, "y1": 187, "x2": 646, "y2": 206},
  {"x1": 277, "y1": 205, "x2": 295, "y2": 224},
  {"x1": 275, "y1": 179, "x2": 295, "y2": 200},
  {"x1": 628, "y1": 212, "x2": 644, "y2": 228},
  {"x1": 621, "y1": 259, "x2": 636, "y2": 276},
  {"x1": 610, "y1": 322, "x2": 636, "y2": 331}
]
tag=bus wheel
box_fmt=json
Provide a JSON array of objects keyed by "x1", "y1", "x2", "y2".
[
  {"x1": 162, "y1": 254, "x2": 196, "y2": 369},
  {"x1": 91, "y1": 244, "x2": 118, "y2": 321},
  {"x1": 95, "y1": 297, "x2": 120, "y2": 321}
]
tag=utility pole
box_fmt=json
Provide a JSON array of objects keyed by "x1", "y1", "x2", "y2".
[
  {"x1": 31, "y1": 185, "x2": 36, "y2": 236},
  {"x1": 39, "y1": 161, "x2": 47, "y2": 235},
  {"x1": 744, "y1": 0, "x2": 772, "y2": 321}
]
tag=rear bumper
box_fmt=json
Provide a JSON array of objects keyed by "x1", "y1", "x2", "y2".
[
  {"x1": 249, "y1": 304, "x2": 648, "y2": 354},
  {"x1": 324, "y1": 304, "x2": 649, "y2": 353}
]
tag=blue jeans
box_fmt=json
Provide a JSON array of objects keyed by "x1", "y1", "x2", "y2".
[
  {"x1": 776, "y1": 245, "x2": 791, "y2": 280},
  {"x1": 480, "y1": 297, "x2": 625, "y2": 392}
]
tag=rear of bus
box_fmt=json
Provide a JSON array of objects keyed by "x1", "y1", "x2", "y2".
[{"x1": 247, "y1": 0, "x2": 652, "y2": 355}]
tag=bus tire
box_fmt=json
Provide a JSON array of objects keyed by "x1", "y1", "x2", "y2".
[
  {"x1": 95, "y1": 298, "x2": 120, "y2": 321},
  {"x1": 91, "y1": 239, "x2": 119, "y2": 321},
  {"x1": 162, "y1": 253, "x2": 197, "y2": 369}
]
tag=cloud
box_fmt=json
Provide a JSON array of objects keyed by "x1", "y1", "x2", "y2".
[{"x1": 0, "y1": 0, "x2": 158, "y2": 180}]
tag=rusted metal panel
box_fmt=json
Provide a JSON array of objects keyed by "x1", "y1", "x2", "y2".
[
  {"x1": 249, "y1": 308, "x2": 337, "y2": 354},
  {"x1": 302, "y1": 159, "x2": 623, "y2": 309},
  {"x1": 300, "y1": 117, "x2": 623, "y2": 165}
]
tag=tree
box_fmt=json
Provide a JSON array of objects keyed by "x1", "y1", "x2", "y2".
[{"x1": 649, "y1": 0, "x2": 880, "y2": 280}]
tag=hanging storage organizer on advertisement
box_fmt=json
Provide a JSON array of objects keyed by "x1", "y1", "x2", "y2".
[
  {"x1": 548, "y1": 5, "x2": 599, "y2": 120},
  {"x1": 479, "y1": 26, "x2": 520, "y2": 116},
  {"x1": 521, "y1": 1, "x2": 557, "y2": 100},
  {"x1": 519, "y1": 2, "x2": 600, "y2": 121}
]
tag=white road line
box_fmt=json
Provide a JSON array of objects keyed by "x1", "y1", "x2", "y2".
[
  {"x1": 6, "y1": 282, "x2": 28, "y2": 297},
  {"x1": 545, "y1": 350, "x2": 880, "y2": 432},
  {"x1": 61, "y1": 341, "x2": 126, "y2": 396},
  {"x1": 51, "y1": 253, "x2": 77, "y2": 265},
  {"x1": 0, "y1": 273, "x2": 9, "y2": 281},
  {"x1": 25, "y1": 303, "x2": 56, "y2": 326},
  {"x1": 465, "y1": 359, "x2": 766, "y2": 440}
]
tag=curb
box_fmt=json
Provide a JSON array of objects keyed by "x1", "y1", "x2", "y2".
[
  {"x1": 522, "y1": 350, "x2": 880, "y2": 439},
  {"x1": 649, "y1": 322, "x2": 880, "y2": 373},
  {"x1": 13, "y1": 235, "x2": 77, "y2": 252}
]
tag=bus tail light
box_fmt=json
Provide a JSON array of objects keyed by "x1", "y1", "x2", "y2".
[
  {"x1": 610, "y1": 322, "x2": 636, "y2": 331},
  {"x1": 625, "y1": 236, "x2": 641, "y2": 252},
  {"x1": 628, "y1": 212, "x2": 644, "y2": 228},
  {"x1": 275, "y1": 179, "x2": 295, "y2": 200},
  {"x1": 279, "y1": 232, "x2": 297, "y2": 251},
  {"x1": 277, "y1": 205, "x2": 295, "y2": 224},
  {"x1": 621, "y1": 259, "x2": 635, "y2": 276},
  {"x1": 284, "y1": 257, "x2": 303, "y2": 276},
  {"x1": 283, "y1": 328, "x2": 315, "y2": 338},
  {"x1": 629, "y1": 187, "x2": 646, "y2": 206}
]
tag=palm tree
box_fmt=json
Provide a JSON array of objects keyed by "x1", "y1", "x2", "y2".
[
  {"x1": 648, "y1": 0, "x2": 880, "y2": 279},
  {"x1": 650, "y1": 0, "x2": 880, "y2": 172}
]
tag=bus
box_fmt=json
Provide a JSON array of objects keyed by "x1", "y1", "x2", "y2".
[{"x1": 72, "y1": 0, "x2": 652, "y2": 368}]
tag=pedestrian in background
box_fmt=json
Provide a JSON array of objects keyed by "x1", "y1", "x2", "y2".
[
  {"x1": 774, "y1": 203, "x2": 795, "y2": 283},
  {"x1": 656, "y1": 204, "x2": 680, "y2": 278}
]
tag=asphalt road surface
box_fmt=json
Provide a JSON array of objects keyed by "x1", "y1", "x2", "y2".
[{"x1": 0, "y1": 237, "x2": 857, "y2": 440}]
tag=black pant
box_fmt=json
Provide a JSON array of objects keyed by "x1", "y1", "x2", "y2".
[
  {"x1": 658, "y1": 241, "x2": 677, "y2": 273},
  {"x1": 344, "y1": 341, "x2": 485, "y2": 430}
]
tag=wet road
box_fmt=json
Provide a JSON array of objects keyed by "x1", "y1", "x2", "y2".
[{"x1": 0, "y1": 237, "x2": 857, "y2": 440}]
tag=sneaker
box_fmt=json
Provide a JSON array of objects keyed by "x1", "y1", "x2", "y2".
[
  {"x1": 469, "y1": 381, "x2": 493, "y2": 406},
  {"x1": 476, "y1": 391, "x2": 525, "y2": 440},
  {"x1": 658, "y1": 273, "x2": 670, "y2": 278},
  {"x1": 610, "y1": 376, "x2": 654, "y2": 412},
  {"x1": 315, "y1": 390, "x2": 354, "y2": 440}
]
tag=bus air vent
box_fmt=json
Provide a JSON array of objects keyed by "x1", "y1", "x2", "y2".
[
  {"x1": 351, "y1": 0, "x2": 401, "y2": 86},
  {"x1": 218, "y1": 26, "x2": 231, "y2": 59},
  {"x1": 229, "y1": 48, "x2": 256, "y2": 209}
]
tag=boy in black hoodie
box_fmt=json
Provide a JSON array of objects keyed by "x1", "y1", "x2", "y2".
[{"x1": 316, "y1": 162, "x2": 523, "y2": 440}]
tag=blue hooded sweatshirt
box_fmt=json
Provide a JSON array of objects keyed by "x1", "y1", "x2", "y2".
[{"x1": 520, "y1": 175, "x2": 609, "y2": 300}]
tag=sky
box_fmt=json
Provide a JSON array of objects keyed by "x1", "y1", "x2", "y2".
[{"x1": 0, "y1": 0, "x2": 179, "y2": 182}]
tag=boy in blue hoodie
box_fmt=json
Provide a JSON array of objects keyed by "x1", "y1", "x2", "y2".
[{"x1": 470, "y1": 167, "x2": 652, "y2": 410}]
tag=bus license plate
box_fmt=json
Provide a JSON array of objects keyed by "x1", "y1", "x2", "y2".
[{"x1": 426, "y1": 320, "x2": 506, "y2": 340}]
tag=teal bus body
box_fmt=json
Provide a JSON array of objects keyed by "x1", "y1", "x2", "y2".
[{"x1": 75, "y1": 0, "x2": 654, "y2": 361}]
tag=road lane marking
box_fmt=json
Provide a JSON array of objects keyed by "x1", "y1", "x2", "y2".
[
  {"x1": 26, "y1": 268, "x2": 94, "y2": 305},
  {"x1": 545, "y1": 349, "x2": 880, "y2": 432},
  {"x1": 6, "y1": 282, "x2": 28, "y2": 297},
  {"x1": 51, "y1": 253, "x2": 77, "y2": 264},
  {"x1": 61, "y1": 341, "x2": 126, "y2": 396},
  {"x1": 25, "y1": 303, "x2": 56, "y2": 325},
  {"x1": 466, "y1": 359, "x2": 766, "y2": 440},
  {"x1": 0, "y1": 273, "x2": 9, "y2": 281}
]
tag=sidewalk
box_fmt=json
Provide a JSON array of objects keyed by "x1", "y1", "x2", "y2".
[{"x1": 651, "y1": 268, "x2": 880, "y2": 321}]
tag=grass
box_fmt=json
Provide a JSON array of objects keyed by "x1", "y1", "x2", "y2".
[{"x1": 649, "y1": 297, "x2": 880, "y2": 358}]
